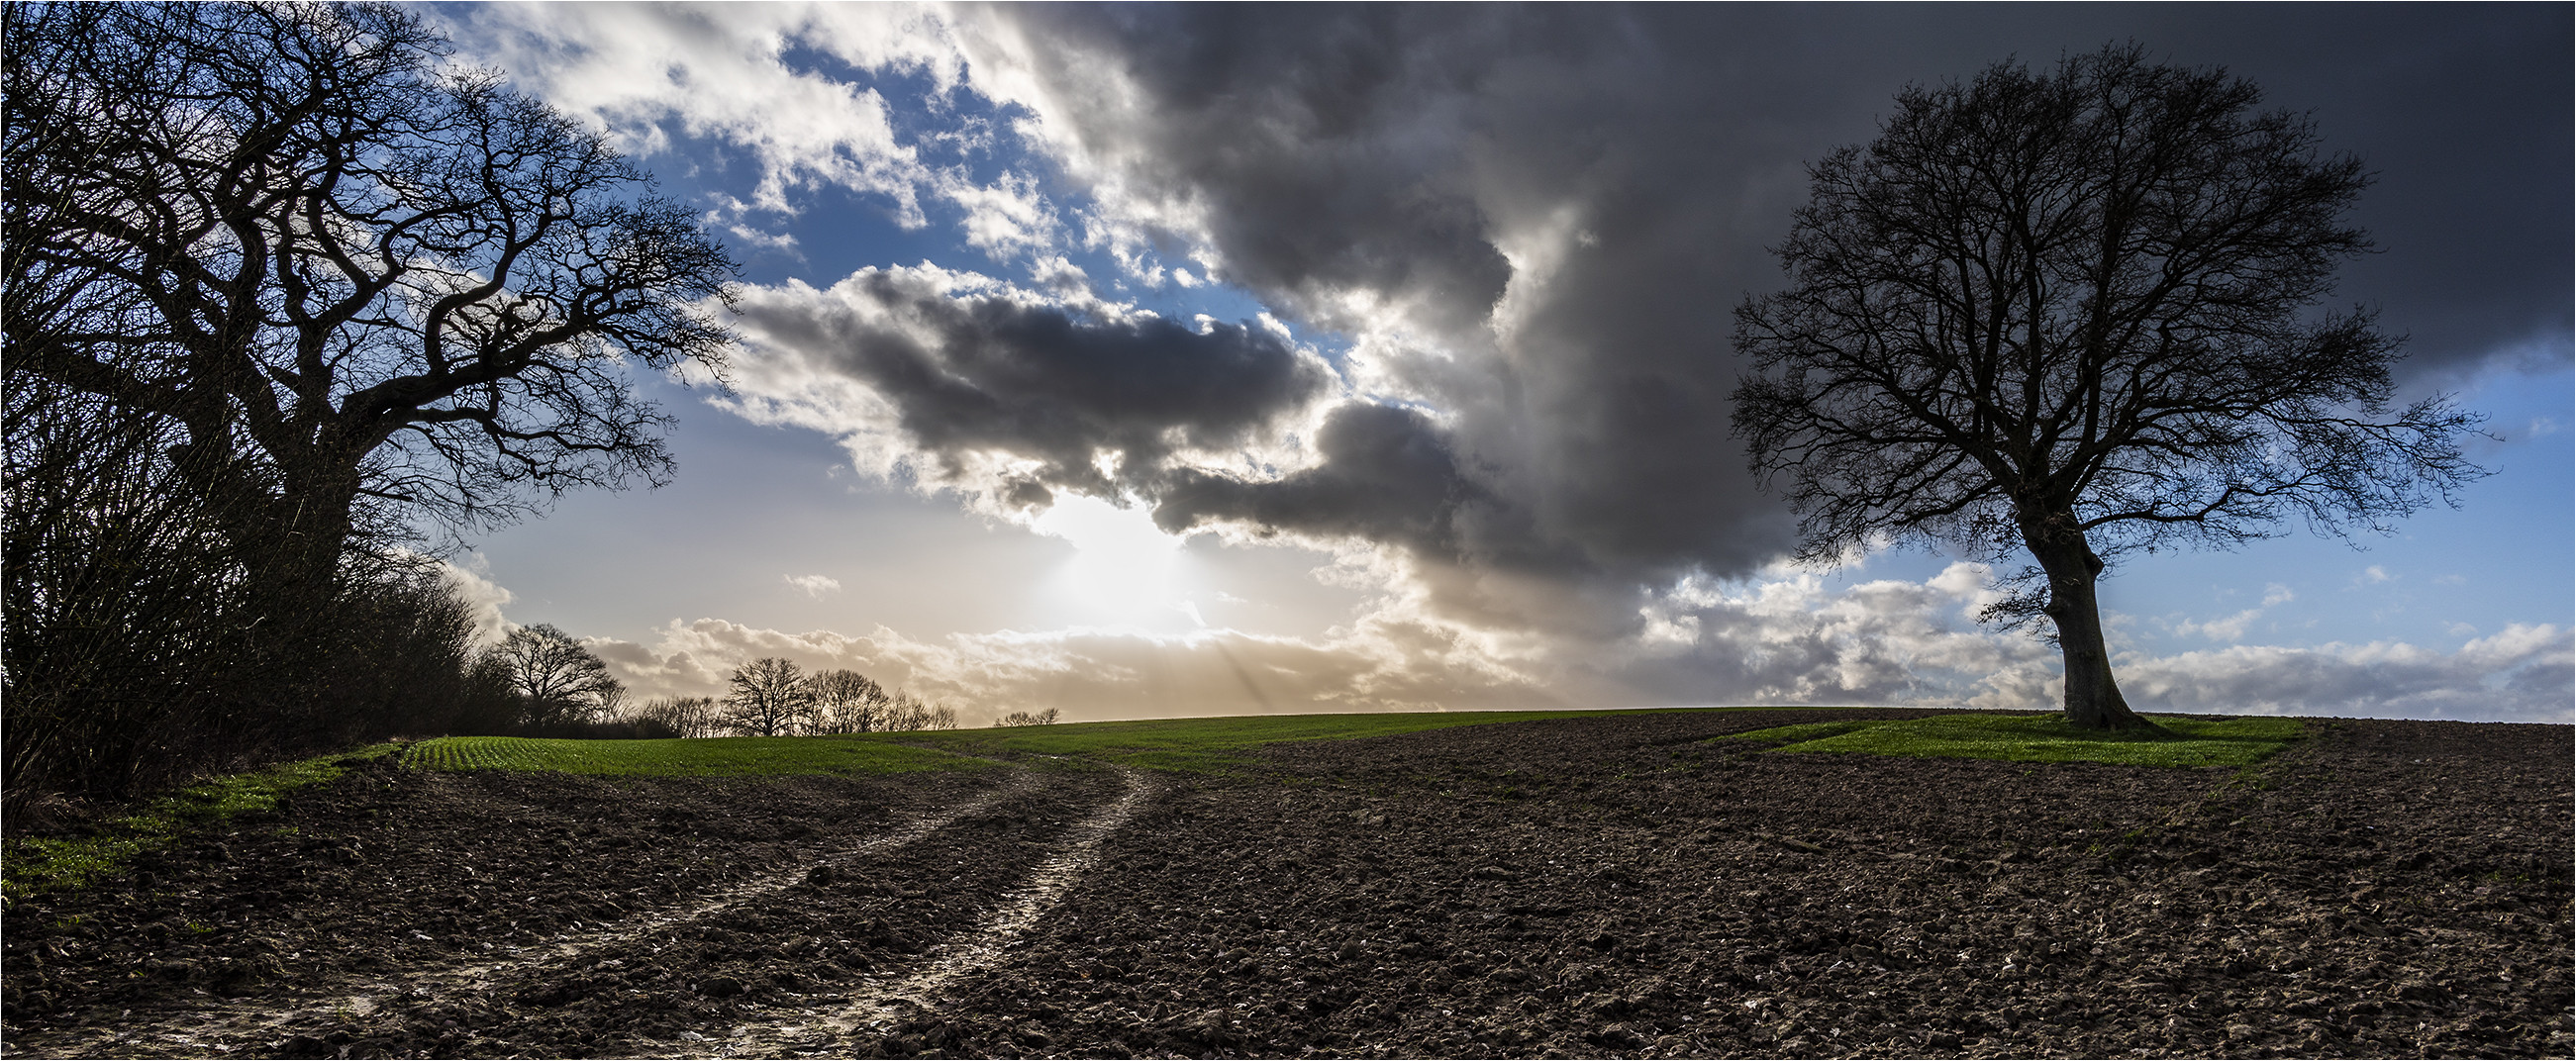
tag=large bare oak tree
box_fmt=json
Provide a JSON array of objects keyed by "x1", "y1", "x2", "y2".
[
  {"x1": 1731, "y1": 47, "x2": 2482, "y2": 730},
  {"x1": 4, "y1": 1, "x2": 736, "y2": 611}
]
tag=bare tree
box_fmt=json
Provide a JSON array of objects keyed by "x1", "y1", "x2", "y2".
[
  {"x1": 637, "y1": 696, "x2": 722, "y2": 739},
  {"x1": 806, "y1": 669, "x2": 892, "y2": 734},
  {"x1": 996, "y1": 708, "x2": 1060, "y2": 726},
  {"x1": 4, "y1": 2, "x2": 735, "y2": 617},
  {"x1": 724, "y1": 658, "x2": 815, "y2": 737},
  {"x1": 878, "y1": 690, "x2": 959, "y2": 732},
  {"x1": 1731, "y1": 46, "x2": 2482, "y2": 730},
  {"x1": 487, "y1": 624, "x2": 616, "y2": 730},
  {"x1": 590, "y1": 679, "x2": 632, "y2": 723}
]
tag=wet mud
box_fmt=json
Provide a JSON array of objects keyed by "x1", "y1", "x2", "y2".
[{"x1": 4, "y1": 711, "x2": 2567, "y2": 1058}]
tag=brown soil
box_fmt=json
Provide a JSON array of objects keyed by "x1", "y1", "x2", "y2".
[{"x1": 2, "y1": 710, "x2": 2567, "y2": 1059}]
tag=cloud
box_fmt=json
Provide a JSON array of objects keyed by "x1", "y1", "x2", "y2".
[
  {"x1": 724, "y1": 265, "x2": 1336, "y2": 511},
  {"x1": 433, "y1": 554, "x2": 518, "y2": 650},
  {"x1": 1154, "y1": 403, "x2": 1491, "y2": 561},
  {"x1": 2117, "y1": 625, "x2": 2573, "y2": 723},
  {"x1": 783, "y1": 573, "x2": 842, "y2": 599},
  {"x1": 958, "y1": 7, "x2": 1810, "y2": 597},
  {"x1": 437, "y1": 3, "x2": 952, "y2": 216},
  {"x1": 2165, "y1": 583, "x2": 2298, "y2": 642},
  {"x1": 585, "y1": 614, "x2": 1558, "y2": 723}
]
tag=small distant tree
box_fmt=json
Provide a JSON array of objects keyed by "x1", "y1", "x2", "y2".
[
  {"x1": 590, "y1": 679, "x2": 631, "y2": 722},
  {"x1": 996, "y1": 708, "x2": 1060, "y2": 726},
  {"x1": 724, "y1": 657, "x2": 814, "y2": 736},
  {"x1": 806, "y1": 669, "x2": 892, "y2": 734},
  {"x1": 1731, "y1": 46, "x2": 2482, "y2": 729},
  {"x1": 487, "y1": 624, "x2": 617, "y2": 730},
  {"x1": 637, "y1": 696, "x2": 722, "y2": 739},
  {"x1": 876, "y1": 691, "x2": 958, "y2": 732}
]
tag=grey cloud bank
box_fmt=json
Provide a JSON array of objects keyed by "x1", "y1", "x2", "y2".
[{"x1": 729, "y1": 267, "x2": 1330, "y2": 508}]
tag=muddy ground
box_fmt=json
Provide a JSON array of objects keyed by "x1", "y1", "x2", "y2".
[{"x1": 2, "y1": 709, "x2": 2568, "y2": 1059}]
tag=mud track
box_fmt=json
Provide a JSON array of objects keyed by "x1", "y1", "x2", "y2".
[{"x1": 4, "y1": 711, "x2": 2568, "y2": 1058}]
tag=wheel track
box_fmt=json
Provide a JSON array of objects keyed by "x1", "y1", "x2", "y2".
[
  {"x1": 11, "y1": 769, "x2": 1047, "y2": 1058},
  {"x1": 650, "y1": 765, "x2": 1157, "y2": 1059}
]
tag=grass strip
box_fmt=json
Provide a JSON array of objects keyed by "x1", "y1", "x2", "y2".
[
  {"x1": 401, "y1": 734, "x2": 994, "y2": 777},
  {"x1": 1719, "y1": 712, "x2": 2305, "y2": 768},
  {"x1": 413, "y1": 708, "x2": 1876, "y2": 777},
  {"x1": 2, "y1": 744, "x2": 401, "y2": 904},
  {"x1": 896, "y1": 708, "x2": 1803, "y2": 773}
]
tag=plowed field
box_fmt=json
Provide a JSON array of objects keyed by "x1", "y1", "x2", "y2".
[{"x1": 3, "y1": 710, "x2": 2567, "y2": 1058}]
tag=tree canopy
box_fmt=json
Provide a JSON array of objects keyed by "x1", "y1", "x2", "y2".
[
  {"x1": 5, "y1": 1, "x2": 737, "y2": 603},
  {"x1": 1731, "y1": 46, "x2": 2481, "y2": 729}
]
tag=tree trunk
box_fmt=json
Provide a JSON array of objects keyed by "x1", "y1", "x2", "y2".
[{"x1": 2020, "y1": 508, "x2": 2153, "y2": 731}]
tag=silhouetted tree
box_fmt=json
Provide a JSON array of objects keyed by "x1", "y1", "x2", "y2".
[
  {"x1": 1732, "y1": 46, "x2": 2482, "y2": 729},
  {"x1": 3, "y1": 0, "x2": 732, "y2": 799},
  {"x1": 806, "y1": 668, "x2": 892, "y2": 734},
  {"x1": 5, "y1": 1, "x2": 735, "y2": 618},
  {"x1": 724, "y1": 658, "x2": 814, "y2": 737},
  {"x1": 487, "y1": 624, "x2": 617, "y2": 730},
  {"x1": 637, "y1": 696, "x2": 723, "y2": 739},
  {"x1": 880, "y1": 690, "x2": 959, "y2": 732},
  {"x1": 996, "y1": 708, "x2": 1060, "y2": 726}
]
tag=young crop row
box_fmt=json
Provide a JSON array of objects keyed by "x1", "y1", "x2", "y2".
[{"x1": 399, "y1": 735, "x2": 992, "y2": 777}]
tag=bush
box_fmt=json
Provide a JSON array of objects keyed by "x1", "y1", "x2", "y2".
[{"x1": 0, "y1": 379, "x2": 517, "y2": 812}]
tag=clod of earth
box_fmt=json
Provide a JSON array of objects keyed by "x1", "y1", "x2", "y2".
[{"x1": 0, "y1": 710, "x2": 2566, "y2": 1058}]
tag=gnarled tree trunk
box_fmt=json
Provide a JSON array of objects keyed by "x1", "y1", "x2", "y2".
[{"x1": 2021, "y1": 508, "x2": 2152, "y2": 731}]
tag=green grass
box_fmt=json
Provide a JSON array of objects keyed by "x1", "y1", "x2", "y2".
[
  {"x1": 1718, "y1": 712, "x2": 2305, "y2": 768},
  {"x1": 896, "y1": 709, "x2": 1737, "y2": 773},
  {"x1": 402, "y1": 735, "x2": 992, "y2": 777},
  {"x1": 2, "y1": 744, "x2": 401, "y2": 904},
  {"x1": 413, "y1": 707, "x2": 1859, "y2": 777}
]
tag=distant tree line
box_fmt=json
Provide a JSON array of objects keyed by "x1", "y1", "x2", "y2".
[
  {"x1": 459, "y1": 637, "x2": 978, "y2": 740},
  {"x1": 623, "y1": 658, "x2": 966, "y2": 738},
  {"x1": 2, "y1": 2, "x2": 733, "y2": 811}
]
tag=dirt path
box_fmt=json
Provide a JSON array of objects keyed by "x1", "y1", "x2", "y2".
[
  {"x1": 9, "y1": 769, "x2": 1053, "y2": 1058},
  {"x1": 4, "y1": 762, "x2": 1149, "y2": 1058},
  {"x1": 658, "y1": 765, "x2": 1159, "y2": 1059}
]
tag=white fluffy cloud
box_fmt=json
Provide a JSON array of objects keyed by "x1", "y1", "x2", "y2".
[
  {"x1": 2119, "y1": 625, "x2": 2573, "y2": 723},
  {"x1": 433, "y1": 555, "x2": 519, "y2": 650},
  {"x1": 440, "y1": 3, "x2": 954, "y2": 216},
  {"x1": 783, "y1": 573, "x2": 842, "y2": 599}
]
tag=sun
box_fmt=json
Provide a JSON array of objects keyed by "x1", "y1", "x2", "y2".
[{"x1": 1030, "y1": 494, "x2": 1201, "y2": 629}]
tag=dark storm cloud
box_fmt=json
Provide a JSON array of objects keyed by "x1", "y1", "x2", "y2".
[
  {"x1": 732, "y1": 268, "x2": 1332, "y2": 507},
  {"x1": 989, "y1": 4, "x2": 2569, "y2": 609},
  {"x1": 1008, "y1": 6, "x2": 1523, "y2": 336},
  {"x1": 1153, "y1": 403, "x2": 1488, "y2": 560}
]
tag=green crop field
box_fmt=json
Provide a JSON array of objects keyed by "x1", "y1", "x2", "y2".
[
  {"x1": 401, "y1": 735, "x2": 990, "y2": 777},
  {"x1": 402, "y1": 711, "x2": 1719, "y2": 778},
  {"x1": 1718, "y1": 712, "x2": 2306, "y2": 768},
  {"x1": 896, "y1": 709, "x2": 1675, "y2": 772}
]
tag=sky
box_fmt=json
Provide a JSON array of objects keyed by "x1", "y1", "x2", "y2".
[{"x1": 420, "y1": 3, "x2": 2572, "y2": 726}]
